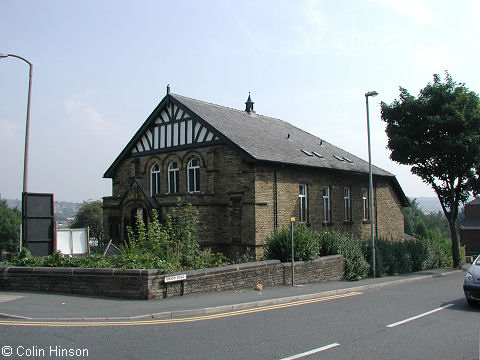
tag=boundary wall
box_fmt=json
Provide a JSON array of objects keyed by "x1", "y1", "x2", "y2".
[{"x1": 0, "y1": 255, "x2": 344, "y2": 300}]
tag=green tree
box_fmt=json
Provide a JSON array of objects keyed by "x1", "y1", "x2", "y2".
[
  {"x1": 381, "y1": 72, "x2": 480, "y2": 267},
  {"x1": 0, "y1": 198, "x2": 21, "y2": 252},
  {"x1": 71, "y1": 200, "x2": 103, "y2": 244}
]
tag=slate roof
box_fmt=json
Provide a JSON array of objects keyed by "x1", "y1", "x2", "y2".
[
  {"x1": 104, "y1": 92, "x2": 408, "y2": 206},
  {"x1": 172, "y1": 93, "x2": 392, "y2": 177}
]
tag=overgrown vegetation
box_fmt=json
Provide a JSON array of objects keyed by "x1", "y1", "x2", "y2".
[
  {"x1": 10, "y1": 202, "x2": 225, "y2": 272},
  {"x1": 0, "y1": 198, "x2": 21, "y2": 253},
  {"x1": 264, "y1": 223, "x2": 451, "y2": 281}
]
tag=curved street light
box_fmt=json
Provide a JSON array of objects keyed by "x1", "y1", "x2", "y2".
[
  {"x1": 365, "y1": 90, "x2": 378, "y2": 277},
  {"x1": 0, "y1": 53, "x2": 33, "y2": 194}
]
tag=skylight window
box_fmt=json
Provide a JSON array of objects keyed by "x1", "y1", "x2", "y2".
[
  {"x1": 312, "y1": 151, "x2": 323, "y2": 158},
  {"x1": 343, "y1": 157, "x2": 353, "y2": 163},
  {"x1": 301, "y1": 149, "x2": 314, "y2": 157},
  {"x1": 333, "y1": 155, "x2": 344, "y2": 161}
]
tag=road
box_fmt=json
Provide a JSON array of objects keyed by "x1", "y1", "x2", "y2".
[{"x1": 0, "y1": 272, "x2": 478, "y2": 359}]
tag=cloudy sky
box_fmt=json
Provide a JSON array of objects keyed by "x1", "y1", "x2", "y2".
[{"x1": 1, "y1": 0, "x2": 479, "y2": 202}]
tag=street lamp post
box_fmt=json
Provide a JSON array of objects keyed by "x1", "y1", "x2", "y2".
[
  {"x1": 365, "y1": 90, "x2": 378, "y2": 277},
  {"x1": 0, "y1": 53, "x2": 33, "y2": 194}
]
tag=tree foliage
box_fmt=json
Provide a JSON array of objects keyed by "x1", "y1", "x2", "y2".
[
  {"x1": 0, "y1": 198, "x2": 21, "y2": 252},
  {"x1": 381, "y1": 72, "x2": 480, "y2": 267},
  {"x1": 71, "y1": 200, "x2": 103, "y2": 243}
]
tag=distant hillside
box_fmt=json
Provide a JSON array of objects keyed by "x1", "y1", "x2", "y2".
[
  {"x1": 4, "y1": 199, "x2": 80, "y2": 220},
  {"x1": 414, "y1": 197, "x2": 443, "y2": 214}
]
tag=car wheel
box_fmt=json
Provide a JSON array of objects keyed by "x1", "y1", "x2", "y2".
[{"x1": 467, "y1": 298, "x2": 477, "y2": 306}]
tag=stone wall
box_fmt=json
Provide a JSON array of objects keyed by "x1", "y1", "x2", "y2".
[
  {"x1": 0, "y1": 267, "x2": 155, "y2": 299},
  {"x1": 0, "y1": 255, "x2": 345, "y2": 300},
  {"x1": 255, "y1": 163, "x2": 405, "y2": 245}
]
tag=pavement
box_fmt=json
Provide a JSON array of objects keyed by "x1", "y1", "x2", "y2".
[{"x1": 0, "y1": 268, "x2": 465, "y2": 321}]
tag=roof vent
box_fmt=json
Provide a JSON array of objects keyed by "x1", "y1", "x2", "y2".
[
  {"x1": 245, "y1": 92, "x2": 255, "y2": 114},
  {"x1": 167, "y1": 84, "x2": 170, "y2": 95}
]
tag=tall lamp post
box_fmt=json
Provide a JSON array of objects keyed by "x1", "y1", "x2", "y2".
[
  {"x1": 0, "y1": 53, "x2": 33, "y2": 194},
  {"x1": 365, "y1": 90, "x2": 378, "y2": 277}
]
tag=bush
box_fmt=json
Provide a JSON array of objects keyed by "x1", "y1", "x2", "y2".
[
  {"x1": 265, "y1": 226, "x2": 369, "y2": 281},
  {"x1": 319, "y1": 230, "x2": 370, "y2": 281},
  {"x1": 10, "y1": 202, "x2": 226, "y2": 272},
  {"x1": 264, "y1": 224, "x2": 320, "y2": 262},
  {"x1": 123, "y1": 203, "x2": 226, "y2": 272}
]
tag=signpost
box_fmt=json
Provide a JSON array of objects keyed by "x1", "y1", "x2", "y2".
[{"x1": 290, "y1": 217, "x2": 295, "y2": 286}]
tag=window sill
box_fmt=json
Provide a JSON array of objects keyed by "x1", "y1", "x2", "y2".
[
  {"x1": 153, "y1": 192, "x2": 214, "y2": 198},
  {"x1": 322, "y1": 222, "x2": 333, "y2": 227},
  {"x1": 343, "y1": 220, "x2": 354, "y2": 225},
  {"x1": 362, "y1": 220, "x2": 371, "y2": 224}
]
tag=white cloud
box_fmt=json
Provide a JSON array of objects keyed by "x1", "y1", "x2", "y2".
[
  {"x1": 64, "y1": 99, "x2": 124, "y2": 138},
  {"x1": 291, "y1": 0, "x2": 328, "y2": 55},
  {"x1": 235, "y1": 19, "x2": 263, "y2": 51},
  {"x1": 412, "y1": 48, "x2": 450, "y2": 73},
  {"x1": 379, "y1": 0, "x2": 433, "y2": 25},
  {"x1": 0, "y1": 119, "x2": 21, "y2": 139},
  {"x1": 379, "y1": 34, "x2": 403, "y2": 45}
]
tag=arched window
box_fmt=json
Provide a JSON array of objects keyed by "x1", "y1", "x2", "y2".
[
  {"x1": 150, "y1": 164, "x2": 160, "y2": 196},
  {"x1": 168, "y1": 161, "x2": 179, "y2": 194},
  {"x1": 187, "y1": 158, "x2": 200, "y2": 193}
]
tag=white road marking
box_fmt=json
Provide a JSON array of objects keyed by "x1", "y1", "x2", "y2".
[
  {"x1": 0, "y1": 295, "x2": 24, "y2": 303},
  {"x1": 386, "y1": 304, "x2": 454, "y2": 328},
  {"x1": 280, "y1": 343, "x2": 340, "y2": 360}
]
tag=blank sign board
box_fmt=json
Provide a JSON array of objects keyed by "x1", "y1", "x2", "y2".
[{"x1": 56, "y1": 228, "x2": 89, "y2": 256}]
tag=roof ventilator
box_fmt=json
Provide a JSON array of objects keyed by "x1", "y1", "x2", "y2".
[
  {"x1": 333, "y1": 155, "x2": 344, "y2": 161},
  {"x1": 301, "y1": 149, "x2": 314, "y2": 157},
  {"x1": 245, "y1": 92, "x2": 255, "y2": 114}
]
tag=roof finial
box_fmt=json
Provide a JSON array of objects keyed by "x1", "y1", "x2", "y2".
[
  {"x1": 167, "y1": 84, "x2": 170, "y2": 95},
  {"x1": 245, "y1": 92, "x2": 255, "y2": 113}
]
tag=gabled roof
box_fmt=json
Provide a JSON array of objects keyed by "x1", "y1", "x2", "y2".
[
  {"x1": 172, "y1": 93, "x2": 393, "y2": 176},
  {"x1": 104, "y1": 92, "x2": 409, "y2": 206},
  {"x1": 465, "y1": 198, "x2": 480, "y2": 206}
]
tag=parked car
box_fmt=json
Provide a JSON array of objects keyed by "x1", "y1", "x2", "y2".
[{"x1": 464, "y1": 254, "x2": 480, "y2": 306}]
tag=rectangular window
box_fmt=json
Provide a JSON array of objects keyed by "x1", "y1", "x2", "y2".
[
  {"x1": 322, "y1": 186, "x2": 330, "y2": 223},
  {"x1": 344, "y1": 187, "x2": 351, "y2": 222},
  {"x1": 299, "y1": 185, "x2": 307, "y2": 223},
  {"x1": 362, "y1": 189, "x2": 369, "y2": 220},
  {"x1": 169, "y1": 170, "x2": 179, "y2": 194}
]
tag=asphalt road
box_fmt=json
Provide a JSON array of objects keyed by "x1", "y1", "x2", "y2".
[{"x1": 0, "y1": 271, "x2": 478, "y2": 360}]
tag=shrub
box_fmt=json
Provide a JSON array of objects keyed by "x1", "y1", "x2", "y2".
[
  {"x1": 124, "y1": 203, "x2": 226, "y2": 272},
  {"x1": 264, "y1": 224, "x2": 320, "y2": 262},
  {"x1": 10, "y1": 202, "x2": 226, "y2": 272},
  {"x1": 319, "y1": 230, "x2": 370, "y2": 281}
]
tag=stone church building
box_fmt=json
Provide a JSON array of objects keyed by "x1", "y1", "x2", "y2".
[{"x1": 103, "y1": 88, "x2": 409, "y2": 258}]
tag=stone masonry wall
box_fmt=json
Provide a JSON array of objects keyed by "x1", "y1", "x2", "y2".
[
  {"x1": 254, "y1": 164, "x2": 406, "y2": 249},
  {"x1": 0, "y1": 255, "x2": 344, "y2": 300}
]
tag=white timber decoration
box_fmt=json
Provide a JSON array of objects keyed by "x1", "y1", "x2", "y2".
[{"x1": 132, "y1": 102, "x2": 220, "y2": 154}]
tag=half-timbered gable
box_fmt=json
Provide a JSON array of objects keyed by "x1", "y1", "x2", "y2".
[{"x1": 103, "y1": 88, "x2": 409, "y2": 259}]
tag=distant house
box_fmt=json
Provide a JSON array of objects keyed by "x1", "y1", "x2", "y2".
[
  {"x1": 102, "y1": 88, "x2": 409, "y2": 258},
  {"x1": 460, "y1": 198, "x2": 480, "y2": 255}
]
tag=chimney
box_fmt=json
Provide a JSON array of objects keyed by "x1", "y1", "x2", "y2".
[{"x1": 245, "y1": 92, "x2": 255, "y2": 114}]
